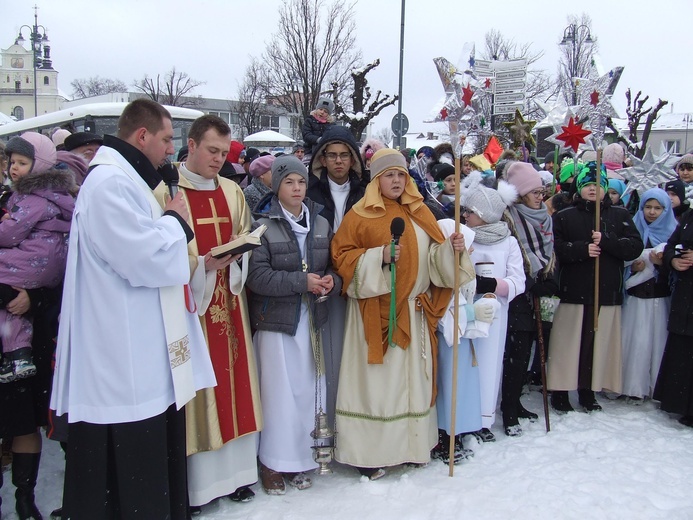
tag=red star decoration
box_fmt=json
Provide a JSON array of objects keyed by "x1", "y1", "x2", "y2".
[
  {"x1": 556, "y1": 117, "x2": 591, "y2": 153},
  {"x1": 484, "y1": 77, "x2": 492, "y2": 89},
  {"x1": 589, "y1": 89, "x2": 600, "y2": 107},
  {"x1": 439, "y1": 107, "x2": 448, "y2": 120},
  {"x1": 462, "y1": 83, "x2": 474, "y2": 107}
]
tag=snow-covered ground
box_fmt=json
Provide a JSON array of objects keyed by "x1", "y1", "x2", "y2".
[{"x1": 3, "y1": 390, "x2": 693, "y2": 520}]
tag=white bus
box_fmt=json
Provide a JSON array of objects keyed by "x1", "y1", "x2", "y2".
[{"x1": 0, "y1": 102, "x2": 203, "y2": 156}]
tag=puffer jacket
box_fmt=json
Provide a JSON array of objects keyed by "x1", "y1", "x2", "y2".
[
  {"x1": 301, "y1": 114, "x2": 333, "y2": 153},
  {"x1": 246, "y1": 194, "x2": 342, "y2": 335},
  {"x1": 552, "y1": 196, "x2": 643, "y2": 305},
  {"x1": 0, "y1": 167, "x2": 77, "y2": 288}
]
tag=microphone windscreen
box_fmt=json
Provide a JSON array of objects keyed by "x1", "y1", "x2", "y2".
[
  {"x1": 159, "y1": 161, "x2": 179, "y2": 184},
  {"x1": 390, "y1": 217, "x2": 405, "y2": 237}
]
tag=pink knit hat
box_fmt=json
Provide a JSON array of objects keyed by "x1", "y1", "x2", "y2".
[
  {"x1": 6, "y1": 132, "x2": 57, "y2": 174},
  {"x1": 248, "y1": 154, "x2": 275, "y2": 178},
  {"x1": 505, "y1": 161, "x2": 542, "y2": 196}
]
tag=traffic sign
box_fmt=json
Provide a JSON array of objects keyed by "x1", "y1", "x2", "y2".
[
  {"x1": 494, "y1": 91, "x2": 525, "y2": 104},
  {"x1": 391, "y1": 113, "x2": 409, "y2": 137},
  {"x1": 493, "y1": 102, "x2": 525, "y2": 115}
]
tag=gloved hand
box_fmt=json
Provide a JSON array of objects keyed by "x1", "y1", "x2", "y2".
[
  {"x1": 530, "y1": 280, "x2": 554, "y2": 297},
  {"x1": 473, "y1": 300, "x2": 495, "y2": 323},
  {"x1": 476, "y1": 275, "x2": 497, "y2": 294}
]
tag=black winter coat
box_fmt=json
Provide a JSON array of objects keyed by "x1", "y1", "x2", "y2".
[
  {"x1": 306, "y1": 169, "x2": 365, "y2": 231},
  {"x1": 302, "y1": 115, "x2": 332, "y2": 153},
  {"x1": 552, "y1": 197, "x2": 643, "y2": 305},
  {"x1": 664, "y1": 210, "x2": 693, "y2": 337}
]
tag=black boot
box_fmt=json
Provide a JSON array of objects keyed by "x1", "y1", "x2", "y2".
[
  {"x1": 12, "y1": 452, "x2": 43, "y2": 520},
  {"x1": 550, "y1": 391, "x2": 574, "y2": 413},
  {"x1": 578, "y1": 389, "x2": 602, "y2": 412}
]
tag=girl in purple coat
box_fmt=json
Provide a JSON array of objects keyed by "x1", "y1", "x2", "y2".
[{"x1": 0, "y1": 132, "x2": 77, "y2": 383}]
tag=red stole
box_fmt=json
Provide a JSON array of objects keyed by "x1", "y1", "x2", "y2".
[{"x1": 186, "y1": 187, "x2": 258, "y2": 442}]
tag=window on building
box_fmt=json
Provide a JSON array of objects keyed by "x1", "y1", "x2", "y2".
[
  {"x1": 15, "y1": 81, "x2": 21, "y2": 92},
  {"x1": 230, "y1": 113, "x2": 239, "y2": 125},
  {"x1": 43, "y1": 76, "x2": 49, "y2": 86},
  {"x1": 260, "y1": 115, "x2": 280, "y2": 131},
  {"x1": 664, "y1": 140, "x2": 680, "y2": 154},
  {"x1": 12, "y1": 106, "x2": 24, "y2": 120},
  {"x1": 5, "y1": 75, "x2": 9, "y2": 83},
  {"x1": 207, "y1": 111, "x2": 231, "y2": 124},
  {"x1": 25, "y1": 76, "x2": 29, "y2": 84}
]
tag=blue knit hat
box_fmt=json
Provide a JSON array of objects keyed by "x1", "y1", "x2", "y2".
[{"x1": 576, "y1": 162, "x2": 608, "y2": 192}]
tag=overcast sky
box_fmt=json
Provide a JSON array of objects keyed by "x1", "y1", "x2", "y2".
[{"x1": 3, "y1": 0, "x2": 691, "y2": 135}]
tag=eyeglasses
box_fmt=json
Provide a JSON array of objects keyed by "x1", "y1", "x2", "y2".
[
  {"x1": 324, "y1": 152, "x2": 351, "y2": 162},
  {"x1": 461, "y1": 207, "x2": 474, "y2": 215},
  {"x1": 678, "y1": 164, "x2": 693, "y2": 172},
  {"x1": 528, "y1": 189, "x2": 546, "y2": 197}
]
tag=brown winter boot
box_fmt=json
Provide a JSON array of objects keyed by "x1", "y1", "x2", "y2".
[{"x1": 260, "y1": 463, "x2": 285, "y2": 496}]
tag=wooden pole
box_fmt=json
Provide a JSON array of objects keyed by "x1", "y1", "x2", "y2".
[
  {"x1": 594, "y1": 148, "x2": 602, "y2": 331},
  {"x1": 533, "y1": 296, "x2": 551, "y2": 432},
  {"x1": 448, "y1": 155, "x2": 462, "y2": 477}
]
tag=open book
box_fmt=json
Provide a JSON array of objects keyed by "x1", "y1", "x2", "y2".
[{"x1": 210, "y1": 224, "x2": 267, "y2": 258}]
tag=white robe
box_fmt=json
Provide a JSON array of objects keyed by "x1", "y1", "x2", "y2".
[
  {"x1": 335, "y1": 223, "x2": 464, "y2": 468},
  {"x1": 468, "y1": 236, "x2": 525, "y2": 428},
  {"x1": 254, "y1": 205, "x2": 325, "y2": 473},
  {"x1": 175, "y1": 166, "x2": 261, "y2": 507},
  {"x1": 621, "y1": 293, "x2": 671, "y2": 398},
  {"x1": 51, "y1": 146, "x2": 215, "y2": 425}
]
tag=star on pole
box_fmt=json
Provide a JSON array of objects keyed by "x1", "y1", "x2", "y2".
[
  {"x1": 574, "y1": 66, "x2": 624, "y2": 145},
  {"x1": 616, "y1": 147, "x2": 678, "y2": 197},
  {"x1": 503, "y1": 109, "x2": 537, "y2": 149},
  {"x1": 547, "y1": 116, "x2": 592, "y2": 154}
]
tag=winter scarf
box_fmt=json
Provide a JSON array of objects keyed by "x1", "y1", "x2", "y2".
[
  {"x1": 633, "y1": 187, "x2": 677, "y2": 247},
  {"x1": 472, "y1": 221, "x2": 510, "y2": 245},
  {"x1": 508, "y1": 203, "x2": 554, "y2": 277}
]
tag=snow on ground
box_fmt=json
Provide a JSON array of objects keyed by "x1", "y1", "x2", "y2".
[{"x1": 3, "y1": 390, "x2": 693, "y2": 520}]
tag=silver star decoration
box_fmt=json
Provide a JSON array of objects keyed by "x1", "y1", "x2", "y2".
[
  {"x1": 429, "y1": 55, "x2": 486, "y2": 157},
  {"x1": 573, "y1": 66, "x2": 624, "y2": 146},
  {"x1": 535, "y1": 98, "x2": 578, "y2": 130},
  {"x1": 617, "y1": 147, "x2": 678, "y2": 197},
  {"x1": 544, "y1": 107, "x2": 594, "y2": 155}
]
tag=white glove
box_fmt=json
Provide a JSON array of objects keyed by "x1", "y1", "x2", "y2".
[{"x1": 473, "y1": 300, "x2": 495, "y2": 323}]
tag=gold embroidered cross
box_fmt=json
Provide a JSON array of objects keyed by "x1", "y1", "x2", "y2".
[{"x1": 196, "y1": 198, "x2": 230, "y2": 245}]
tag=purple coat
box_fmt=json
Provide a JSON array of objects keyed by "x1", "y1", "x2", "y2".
[{"x1": 0, "y1": 168, "x2": 77, "y2": 289}]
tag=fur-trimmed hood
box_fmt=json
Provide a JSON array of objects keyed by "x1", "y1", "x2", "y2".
[{"x1": 12, "y1": 167, "x2": 79, "y2": 197}]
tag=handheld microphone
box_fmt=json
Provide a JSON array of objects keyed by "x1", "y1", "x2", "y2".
[
  {"x1": 390, "y1": 217, "x2": 405, "y2": 264},
  {"x1": 159, "y1": 160, "x2": 179, "y2": 198}
]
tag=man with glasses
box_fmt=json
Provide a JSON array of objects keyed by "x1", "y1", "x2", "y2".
[{"x1": 307, "y1": 125, "x2": 366, "y2": 431}]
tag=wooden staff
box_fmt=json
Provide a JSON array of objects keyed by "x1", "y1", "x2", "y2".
[
  {"x1": 594, "y1": 148, "x2": 603, "y2": 331},
  {"x1": 448, "y1": 155, "x2": 463, "y2": 477},
  {"x1": 533, "y1": 296, "x2": 551, "y2": 432}
]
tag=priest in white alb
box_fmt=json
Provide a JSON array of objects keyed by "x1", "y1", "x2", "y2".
[{"x1": 51, "y1": 99, "x2": 216, "y2": 520}]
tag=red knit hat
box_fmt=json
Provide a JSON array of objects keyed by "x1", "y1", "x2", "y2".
[{"x1": 227, "y1": 141, "x2": 244, "y2": 164}]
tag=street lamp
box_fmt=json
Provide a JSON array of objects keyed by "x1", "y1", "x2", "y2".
[
  {"x1": 559, "y1": 24, "x2": 594, "y2": 106},
  {"x1": 15, "y1": 7, "x2": 49, "y2": 117},
  {"x1": 684, "y1": 113, "x2": 692, "y2": 154}
]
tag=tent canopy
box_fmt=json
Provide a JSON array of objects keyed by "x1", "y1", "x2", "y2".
[{"x1": 243, "y1": 130, "x2": 295, "y2": 147}]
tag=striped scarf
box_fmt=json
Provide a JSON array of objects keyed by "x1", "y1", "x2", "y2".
[{"x1": 508, "y1": 204, "x2": 554, "y2": 278}]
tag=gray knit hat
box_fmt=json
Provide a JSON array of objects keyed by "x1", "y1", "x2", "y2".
[
  {"x1": 676, "y1": 153, "x2": 693, "y2": 170},
  {"x1": 271, "y1": 155, "x2": 308, "y2": 193},
  {"x1": 461, "y1": 172, "x2": 517, "y2": 224},
  {"x1": 315, "y1": 97, "x2": 334, "y2": 115}
]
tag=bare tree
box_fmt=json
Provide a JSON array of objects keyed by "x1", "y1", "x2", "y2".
[
  {"x1": 556, "y1": 13, "x2": 598, "y2": 106},
  {"x1": 71, "y1": 76, "x2": 127, "y2": 99},
  {"x1": 374, "y1": 127, "x2": 393, "y2": 146},
  {"x1": 260, "y1": 0, "x2": 362, "y2": 123},
  {"x1": 235, "y1": 58, "x2": 271, "y2": 139},
  {"x1": 133, "y1": 67, "x2": 205, "y2": 107},
  {"x1": 331, "y1": 59, "x2": 398, "y2": 141},
  {"x1": 606, "y1": 88, "x2": 668, "y2": 159}
]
